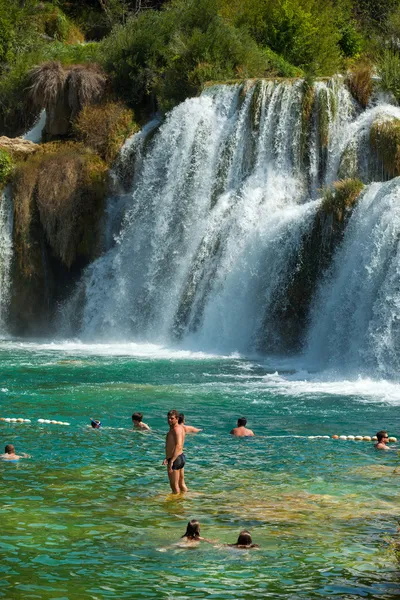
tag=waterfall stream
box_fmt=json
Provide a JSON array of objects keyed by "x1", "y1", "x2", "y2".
[{"x1": 58, "y1": 78, "x2": 400, "y2": 376}]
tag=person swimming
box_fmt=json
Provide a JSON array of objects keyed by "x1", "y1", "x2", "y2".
[
  {"x1": 181, "y1": 520, "x2": 204, "y2": 542},
  {"x1": 230, "y1": 417, "x2": 255, "y2": 437},
  {"x1": 178, "y1": 413, "x2": 202, "y2": 434},
  {"x1": 90, "y1": 419, "x2": 101, "y2": 429},
  {"x1": 228, "y1": 530, "x2": 259, "y2": 549},
  {"x1": 0, "y1": 444, "x2": 30, "y2": 460},
  {"x1": 132, "y1": 412, "x2": 150, "y2": 431}
]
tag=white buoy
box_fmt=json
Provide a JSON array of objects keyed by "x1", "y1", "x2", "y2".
[
  {"x1": 363, "y1": 436, "x2": 371, "y2": 441},
  {"x1": 43, "y1": 420, "x2": 51, "y2": 424},
  {"x1": 4, "y1": 418, "x2": 10, "y2": 422},
  {"x1": 347, "y1": 435, "x2": 355, "y2": 440},
  {"x1": 37, "y1": 419, "x2": 45, "y2": 423},
  {"x1": 308, "y1": 436, "x2": 315, "y2": 439},
  {"x1": 389, "y1": 437, "x2": 397, "y2": 442},
  {"x1": 62, "y1": 422, "x2": 70, "y2": 426},
  {"x1": 355, "y1": 435, "x2": 363, "y2": 441},
  {"x1": 372, "y1": 436, "x2": 378, "y2": 441},
  {"x1": 339, "y1": 435, "x2": 347, "y2": 440},
  {"x1": 24, "y1": 419, "x2": 31, "y2": 423},
  {"x1": 10, "y1": 418, "x2": 17, "y2": 422},
  {"x1": 17, "y1": 418, "x2": 24, "y2": 422},
  {"x1": 322, "y1": 435, "x2": 330, "y2": 439}
]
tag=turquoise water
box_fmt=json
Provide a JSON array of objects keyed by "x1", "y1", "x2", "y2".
[{"x1": 0, "y1": 342, "x2": 399, "y2": 599}]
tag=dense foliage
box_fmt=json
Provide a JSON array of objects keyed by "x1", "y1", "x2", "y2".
[{"x1": 1, "y1": 0, "x2": 400, "y2": 135}]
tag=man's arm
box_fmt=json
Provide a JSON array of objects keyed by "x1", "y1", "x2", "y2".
[
  {"x1": 168, "y1": 428, "x2": 183, "y2": 472},
  {"x1": 185, "y1": 425, "x2": 202, "y2": 433}
]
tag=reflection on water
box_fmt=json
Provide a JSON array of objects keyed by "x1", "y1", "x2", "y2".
[{"x1": 0, "y1": 345, "x2": 399, "y2": 599}]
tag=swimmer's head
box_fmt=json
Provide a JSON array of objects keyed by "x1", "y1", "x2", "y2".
[
  {"x1": 183, "y1": 519, "x2": 201, "y2": 539},
  {"x1": 132, "y1": 412, "x2": 143, "y2": 423},
  {"x1": 91, "y1": 419, "x2": 101, "y2": 429},
  {"x1": 236, "y1": 530, "x2": 252, "y2": 546},
  {"x1": 178, "y1": 413, "x2": 185, "y2": 424},
  {"x1": 5, "y1": 444, "x2": 14, "y2": 454},
  {"x1": 237, "y1": 417, "x2": 247, "y2": 427},
  {"x1": 376, "y1": 430, "x2": 388, "y2": 442}
]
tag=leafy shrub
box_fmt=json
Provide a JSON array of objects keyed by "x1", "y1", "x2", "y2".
[
  {"x1": 220, "y1": 0, "x2": 343, "y2": 75},
  {"x1": 0, "y1": 149, "x2": 12, "y2": 185},
  {"x1": 74, "y1": 102, "x2": 138, "y2": 163},
  {"x1": 100, "y1": 0, "x2": 275, "y2": 112},
  {"x1": 378, "y1": 48, "x2": 400, "y2": 103}
]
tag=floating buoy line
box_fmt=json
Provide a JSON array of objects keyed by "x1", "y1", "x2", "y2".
[
  {"x1": 0, "y1": 417, "x2": 70, "y2": 426},
  {"x1": 0, "y1": 419, "x2": 397, "y2": 441},
  {"x1": 309, "y1": 434, "x2": 398, "y2": 442}
]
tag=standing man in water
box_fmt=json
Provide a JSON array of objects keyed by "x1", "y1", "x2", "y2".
[
  {"x1": 163, "y1": 409, "x2": 187, "y2": 493},
  {"x1": 230, "y1": 417, "x2": 255, "y2": 437}
]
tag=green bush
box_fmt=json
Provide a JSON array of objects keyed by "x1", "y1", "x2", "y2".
[
  {"x1": 0, "y1": 149, "x2": 12, "y2": 185},
  {"x1": 220, "y1": 0, "x2": 343, "y2": 75},
  {"x1": 378, "y1": 48, "x2": 400, "y2": 103},
  {"x1": 100, "y1": 0, "x2": 282, "y2": 112}
]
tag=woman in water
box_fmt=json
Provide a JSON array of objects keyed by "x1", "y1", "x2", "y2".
[{"x1": 228, "y1": 530, "x2": 259, "y2": 549}]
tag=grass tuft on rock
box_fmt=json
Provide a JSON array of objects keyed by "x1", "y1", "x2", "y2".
[
  {"x1": 370, "y1": 118, "x2": 400, "y2": 179},
  {"x1": 74, "y1": 102, "x2": 138, "y2": 164},
  {"x1": 321, "y1": 178, "x2": 364, "y2": 222},
  {"x1": 347, "y1": 61, "x2": 373, "y2": 108}
]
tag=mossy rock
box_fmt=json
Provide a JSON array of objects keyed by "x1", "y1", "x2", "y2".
[
  {"x1": 0, "y1": 149, "x2": 13, "y2": 187},
  {"x1": 12, "y1": 143, "x2": 109, "y2": 269},
  {"x1": 370, "y1": 118, "x2": 400, "y2": 179}
]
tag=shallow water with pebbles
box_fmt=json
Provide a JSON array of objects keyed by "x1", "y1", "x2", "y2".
[{"x1": 0, "y1": 342, "x2": 399, "y2": 599}]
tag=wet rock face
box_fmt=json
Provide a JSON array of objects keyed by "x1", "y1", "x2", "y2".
[{"x1": 8, "y1": 146, "x2": 109, "y2": 335}]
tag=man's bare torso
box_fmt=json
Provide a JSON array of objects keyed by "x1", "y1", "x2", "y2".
[{"x1": 166, "y1": 424, "x2": 186, "y2": 458}]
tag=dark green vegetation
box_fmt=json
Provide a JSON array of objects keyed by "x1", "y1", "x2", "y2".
[{"x1": 1, "y1": 0, "x2": 400, "y2": 137}]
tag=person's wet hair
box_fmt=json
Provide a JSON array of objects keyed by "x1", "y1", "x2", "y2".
[
  {"x1": 132, "y1": 412, "x2": 143, "y2": 422},
  {"x1": 236, "y1": 530, "x2": 253, "y2": 546},
  {"x1": 182, "y1": 519, "x2": 201, "y2": 539},
  {"x1": 91, "y1": 419, "x2": 101, "y2": 428},
  {"x1": 5, "y1": 444, "x2": 14, "y2": 454},
  {"x1": 178, "y1": 413, "x2": 185, "y2": 424},
  {"x1": 237, "y1": 417, "x2": 247, "y2": 427},
  {"x1": 376, "y1": 430, "x2": 388, "y2": 442},
  {"x1": 168, "y1": 409, "x2": 179, "y2": 419}
]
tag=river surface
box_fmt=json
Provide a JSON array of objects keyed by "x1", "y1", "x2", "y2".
[{"x1": 0, "y1": 341, "x2": 399, "y2": 599}]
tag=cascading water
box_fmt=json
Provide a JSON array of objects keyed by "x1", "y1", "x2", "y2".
[
  {"x1": 305, "y1": 178, "x2": 400, "y2": 378},
  {"x1": 59, "y1": 77, "x2": 400, "y2": 371},
  {"x1": 0, "y1": 188, "x2": 14, "y2": 332}
]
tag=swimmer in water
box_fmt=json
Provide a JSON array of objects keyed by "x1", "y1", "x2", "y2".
[
  {"x1": 0, "y1": 444, "x2": 30, "y2": 460},
  {"x1": 132, "y1": 412, "x2": 150, "y2": 431},
  {"x1": 178, "y1": 413, "x2": 202, "y2": 434},
  {"x1": 374, "y1": 430, "x2": 391, "y2": 450},
  {"x1": 230, "y1": 417, "x2": 255, "y2": 437},
  {"x1": 163, "y1": 409, "x2": 187, "y2": 494},
  {"x1": 228, "y1": 530, "x2": 259, "y2": 549},
  {"x1": 90, "y1": 419, "x2": 101, "y2": 429},
  {"x1": 180, "y1": 520, "x2": 210, "y2": 544}
]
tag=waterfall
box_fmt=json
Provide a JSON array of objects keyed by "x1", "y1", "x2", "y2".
[
  {"x1": 0, "y1": 188, "x2": 13, "y2": 332},
  {"x1": 58, "y1": 77, "x2": 400, "y2": 366},
  {"x1": 305, "y1": 178, "x2": 400, "y2": 378}
]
